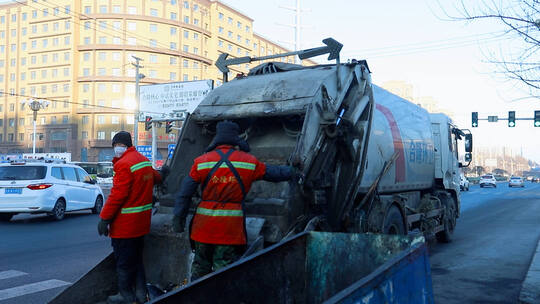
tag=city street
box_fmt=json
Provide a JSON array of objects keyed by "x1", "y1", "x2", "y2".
[
  {"x1": 1, "y1": 182, "x2": 540, "y2": 303},
  {"x1": 430, "y1": 182, "x2": 540, "y2": 303}
]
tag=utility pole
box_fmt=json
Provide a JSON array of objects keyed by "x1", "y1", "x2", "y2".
[
  {"x1": 278, "y1": 0, "x2": 309, "y2": 64},
  {"x1": 151, "y1": 121, "x2": 157, "y2": 168},
  {"x1": 132, "y1": 56, "x2": 144, "y2": 147}
]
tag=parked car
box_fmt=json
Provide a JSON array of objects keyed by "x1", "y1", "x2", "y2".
[
  {"x1": 532, "y1": 177, "x2": 539, "y2": 183},
  {"x1": 509, "y1": 176, "x2": 525, "y2": 187},
  {"x1": 460, "y1": 174, "x2": 470, "y2": 191},
  {"x1": 0, "y1": 159, "x2": 104, "y2": 222},
  {"x1": 480, "y1": 174, "x2": 497, "y2": 188}
]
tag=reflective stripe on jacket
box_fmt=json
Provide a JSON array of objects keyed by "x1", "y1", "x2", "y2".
[
  {"x1": 189, "y1": 145, "x2": 266, "y2": 245},
  {"x1": 100, "y1": 147, "x2": 162, "y2": 238}
]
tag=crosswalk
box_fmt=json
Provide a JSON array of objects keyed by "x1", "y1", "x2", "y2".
[{"x1": 0, "y1": 270, "x2": 71, "y2": 302}]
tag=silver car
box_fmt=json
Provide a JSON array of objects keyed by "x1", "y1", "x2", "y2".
[{"x1": 509, "y1": 176, "x2": 525, "y2": 188}]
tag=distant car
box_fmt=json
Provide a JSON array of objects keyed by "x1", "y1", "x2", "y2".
[
  {"x1": 532, "y1": 177, "x2": 539, "y2": 183},
  {"x1": 480, "y1": 174, "x2": 497, "y2": 188},
  {"x1": 0, "y1": 160, "x2": 104, "y2": 222},
  {"x1": 460, "y1": 174, "x2": 470, "y2": 191},
  {"x1": 509, "y1": 176, "x2": 525, "y2": 188}
]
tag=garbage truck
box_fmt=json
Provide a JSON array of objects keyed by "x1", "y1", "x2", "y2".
[
  {"x1": 160, "y1": 39, "x2": 473, "y2": 245},
  {"x1": 49, "y1": 38, "x2": 471, "y2": 303}
]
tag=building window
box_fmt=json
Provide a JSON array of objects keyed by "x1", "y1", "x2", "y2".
[
  {"x1": 183, "y1": 74, "x2": 188, "y2": 81},
  {"x1": 184, "y1": 16, "x2": 189, "y2": 23},
  {"x1": 32, "y1": 10, "x2": 37, "y2": 19},
  {"x1": 65, "y1": 20, "x2": 70, "y2": 30},
  {"x1": 113, "y1": 36, "x2": 121, "y2": 44},
  {"x1": 98, "y1": 84, "x2": 106, "y2": 92},
  {"x1": 83, "y1": 84, "x2": 89, "y2": 92},
  {"x1": 170, "y1": 12, "x2": 177, "y2": 20},
  {"x1": 194, "y1": 33, "x2": 198, "y2": 40},
  {"x1": 112, "y1": 84, "x2": 120, "y2": 92},
  {"x1": 83, "y1": 99, "x2": 89, "y2": 108},
  {"x1": 237, "y1": 35, "x2": 241, "y2": 42},
  {"x1": 183, "y1": 45, "x2": 189, "y2": 52},
  {"x1": 83, "y1": 68, "x2": 90, "y2": 76},
  {"x1": 128, "y1": 22, "x2": 136, "y2": 31},
  {"x1": 10, "y1": 29, "x2": 15, "y2": 37},
  {"x1": 52, "y1": 53, "x2": 58, "y2": 62},
  {"x1": 126, "y1": 115, "x2": 134, "y2": 125},
  {"x1": 53, "y1": 7, "x2": 59, "y2": 16},
  {"x1": 52, "y1": 38, "x2": 59, "y2": 46},
  {"x1": 83, "y1": 52, "x2": 90, "y2": 61},
  {"x1": 193, "y1": 47, "x2": 198, "y2": 54},
  {"x1": 112, "y1": 68, "x2": 120, "y2": 76},
  {"x1": 128, "y1": 7, "x2": 137, "y2": 14},
  {"x1": 98, "y1": 99, "x2": 105, "y2": 107},
  {"x1": 228, "y1": 31, "x2": 232, "y2": 38},
  {"x1": 65, "y1": 5, "x2": 71, "y2": 14},
  {"x1": 97, "y1": 131, "x2": 105, "y2": 140},
  {"x1": 42, "y1": 39, "x2": 48, "y2": 48},
  {"x1": 149, "y1": 70, "x2": 157, "y2": 78},
  {"x1": 99, "y1": 21, "x2": 107, "y2": 29},
  {"x1": 219, "y1": 12, "x2": 223, "y2": 20},
  {"x1": 82, "y1": 116, "x2": 89, "y2": 124},
  {"x1": 84, "y1": 21, "x2": 91, "y2": 30},
  {"x1": 99, "y1": 36, "x2": 107, "y2": 44},
  {"x1": 84, "y1": 37, "x2": 90, "y2": 45},
  {"x1": 64, "y1": 52, "x2": 70, "y2": 61},
  {"x1": 63, "y1": 84, "x2": 69, "y2": 92},
  {"x1": 8, "y1": 133, "x2": 13, "y2": 142},
  {"x1": 51, "y1": 116, "x2": 57, "y2": 124},
  {"x1": 169, "y1": 72, "x2": 176, "y2": 80},
  {"x1": 98, "y1": 68, "x2": 106, "y2": 76},
  {"x1": 237, "y1": 21, "x2": 242, "y2": 29},
  {"x1": 149, "y1": 39, "x2": 157, "y2": 47},
  {"x1": 128, "y1": 37, "x2": 136, "y2": 45},
  {"x1": 62, "y1": 115, "x2": 68, "y2": 124},
  {"x1": 99, "y1": 5, "x2": 107, "y2": 14},
  {"x1": 98, "y1": 52, "x2": 106, "y2": 61},
  {"x1": 113, "y1": 21, "x2": 121, "y2": 30},
  {"x1": 228, "y1": 17, "x2": 232, "y2": 24},
  {"x1": 43, "y1": 9, "x2": 48, "y2": 17},
  {"x1": 22, "y1": 28, "x2": 26, "y2": 36},
  {"x1": 149, "y1": 54, "x2": 157, "y2": 63},
  {"x1": 170, "y1": 57, "x2": 177, "y2": 64},
  {"x1": 19, "y1": 118, "x2": 24, "y2": 126},
  {"x1": 150, "y1": 9, "x2": 158, "y2": 17},
  {"x1": 170, "y1": 27, "x2": 177, "y2": 35},
  {"x1": 84, "y1": 6, "x2": 91, "y2": 14},
  {"x1": 112, "y1": 52, "x2": 121, "y2": 61},
  {"x1": 112, "y1": 116, "x2": 119, "y2": 124},
  {"x1": 150, "y1": 24, "x2": 157, "y2": 32},
  {"x1": 82, "y1": 131, "x2": 88, "y2": 139},
  {"x1": 97, "y1": 116, "x2": 105, "y2": 124},
  {"x1": 41, "y1": 70, "x2": 47, "y2": 78},
  {"x1": 63, "y1": 68, "x2": 69, "y2": 76},
  {"x1": 184, "y1": 30, "x2": 189, "y2": 38},
  {"x1": 170, "y1": 42, "x2": 177, "y2": 50},
  {"x1": 113, "y1": 5, "x2": 121, "y2": 13},
  {"x1": 22, "y1": 12, "x2": 26, "y2": 21}
]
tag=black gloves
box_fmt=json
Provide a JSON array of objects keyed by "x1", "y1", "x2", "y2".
[
  {"x1": 172, "y1": 215, "x2": 185, "y2": 233},
  {"x1": 97, "y1": 219, "x2": 112, "y2": 236}
]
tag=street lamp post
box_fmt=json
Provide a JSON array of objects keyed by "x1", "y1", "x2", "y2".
[
  {"x1": 22, "y1": 99, "x2": 48, "y2": 155},
  {"x1": 131, "y1": 56, "x2": 144, "y2": 147}
]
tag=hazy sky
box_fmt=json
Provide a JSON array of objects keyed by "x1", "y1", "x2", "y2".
[
  {"x1": 1, "y1": 0, "x2": 538, "y2": 161},
  {"x1": 221, "y1": 0, "x2": 540, "y2": 161}
]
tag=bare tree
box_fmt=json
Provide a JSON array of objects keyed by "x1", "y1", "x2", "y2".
[{"x1": 441, "y1": 0, "x2": 539, "y2": 97}]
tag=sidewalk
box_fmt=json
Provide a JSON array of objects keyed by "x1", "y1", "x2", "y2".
[{"x1": 520, "y1": 236, "x2": 540, "y2": 303}]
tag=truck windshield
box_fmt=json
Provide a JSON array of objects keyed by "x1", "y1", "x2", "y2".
[
  {"x1": 97, "y1": 163, "x2": 113, "y2": 178},
  {"x1": 0, "y1": 166, "x2": 47, "y2": 180}
]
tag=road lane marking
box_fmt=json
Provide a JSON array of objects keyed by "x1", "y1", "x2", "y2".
[
  {"x1": 0, "y1": 279, "x2": 71, "y2": 301},
  {"x1": 0, "y1": 270, "x2": 27, "y2": 280}
]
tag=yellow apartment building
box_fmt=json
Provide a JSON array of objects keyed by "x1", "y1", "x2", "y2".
[{"x1": 0, "y1": 0, "x2": 313, "y2": 161}]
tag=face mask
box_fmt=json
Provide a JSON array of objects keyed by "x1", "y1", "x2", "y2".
[{"x1": 114, "y1": 146, "x2": 127, "y2": 158}]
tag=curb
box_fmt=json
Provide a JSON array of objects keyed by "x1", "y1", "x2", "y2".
[{"x1": 520, "y1": 236, "x2": 540, "y2": 303}]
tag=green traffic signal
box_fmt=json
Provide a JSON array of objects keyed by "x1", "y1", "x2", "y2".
[
  {"x1": 508, "y1": 111, "x2": 515, "y2": 127},
  {"x1": 472, "y1": 112, "x2": 478, "y2": 128}
]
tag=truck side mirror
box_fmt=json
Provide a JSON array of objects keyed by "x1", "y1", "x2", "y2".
[
  {"x1": 465, "y1": 152, "x2": 472, "y2": 162},
  {"x1": 465, "y1": 134, "x2": 473, "y2": 152}
]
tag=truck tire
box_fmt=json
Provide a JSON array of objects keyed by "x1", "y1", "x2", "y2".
[
  {"x1": 436, "y1": 196, "x2": 456, "y2": 243},
  {"x1": 382, "y1": 206, "x2": 405, "y2": 235}
]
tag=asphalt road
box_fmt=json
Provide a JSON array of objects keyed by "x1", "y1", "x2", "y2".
[
  {"x1": 430, "y1": 181, "x2": 540, "y2": 303},
  {"x1": 1, "y1": 182, "x2": 539, "y2": 303},
  {"x1": 0, "y1": 211, "x2": 111, "y2": 304}
]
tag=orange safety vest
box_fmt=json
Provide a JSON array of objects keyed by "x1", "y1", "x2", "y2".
[{"x1": 189, "y1": 145, "x2": 266, "y2": 245}]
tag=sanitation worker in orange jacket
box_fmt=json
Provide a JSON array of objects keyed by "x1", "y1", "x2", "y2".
[
  {"x1": 173, "y1": 121, "x2": 294, "y2": 280},
  {"x1": 98, "y1": 131, "x2": 162, "y2": 304}
]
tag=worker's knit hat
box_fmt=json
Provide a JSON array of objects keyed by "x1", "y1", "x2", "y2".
[
  {"x1": 206, "y1": 121, "x2": 250, "y2": 152},
  {"x1": 112, "y1": 131, "x2": 133, "y2": 147}
]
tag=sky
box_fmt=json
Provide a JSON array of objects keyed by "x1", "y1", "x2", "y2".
[
  {"x1": 221, "y1": 0, "x2": 540, "y2": 162},
  {"x1": 0, "y1": 0, "x2": 537, "y2": 161}
]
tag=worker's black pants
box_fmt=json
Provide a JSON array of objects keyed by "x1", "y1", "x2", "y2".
[{"x1": 111, "y1": 236, "x2": 146, "y2": 303}]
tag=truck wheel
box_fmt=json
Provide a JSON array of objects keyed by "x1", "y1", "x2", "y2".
[
  {"x1": 436, "y1": 197, "x2": 456, "y2": 243},
  {"x1": 382, "y1": 206, "x2": 405, "y2": 235},
  {"x1": 0, "y1": 213, "x2": 14, "y2": 221}
]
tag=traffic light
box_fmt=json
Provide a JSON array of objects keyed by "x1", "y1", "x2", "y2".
[
  {"x1": 165, "y1": 120, "x2": 173, "y2": 133},
  {"x1": 472, "y1": 112, "x2": 478, "y2": 127},
  {"x1": 535, "y1": 111, "x2": 540, "y2": 127},
  {"x1": 508, "y1": 111, "x2": 515, "y2": 127},
  {"x1": 145, "y1": 116, "x2": 152, "y2": 131}
]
